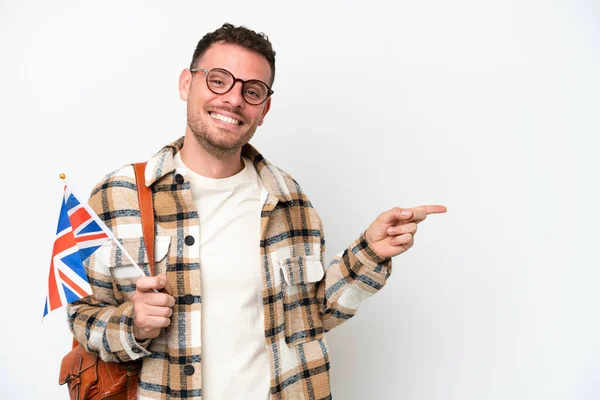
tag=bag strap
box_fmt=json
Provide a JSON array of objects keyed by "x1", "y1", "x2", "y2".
[
  {"x1": 72, "y1": 163, "x2": 154, "y2": 350},
  {"x1": 133, "y1": 162, "x2": 155, "y2": 274}
]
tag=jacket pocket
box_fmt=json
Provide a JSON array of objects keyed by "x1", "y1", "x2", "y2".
[
  {"x1": 102, "y1": 236, "x2": 171, "y2": 298},
  {"x1": 279, "y1": 255, "x2": 325, "y2": 346}
]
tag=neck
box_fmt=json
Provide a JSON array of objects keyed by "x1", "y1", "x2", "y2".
[{"x1": 180, "y1": 131, "x2": 245, "y2": 179}]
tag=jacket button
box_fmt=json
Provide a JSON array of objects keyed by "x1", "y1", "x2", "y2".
[
  {"x1": 184, "y1": 235, "x2": 195, "y2": 246},
  {"x1": 175, "y1": 174, "x2": 184, "y2": 184},
  {"x1": 183, "y1": 294, "x2": 194, "y2": 305},
  {"x1": 132, "y1": 347, "x2": 141, "y2": 353},
  {"x1": 183, "y1": 364, "x2": 195, "y2": 375}
]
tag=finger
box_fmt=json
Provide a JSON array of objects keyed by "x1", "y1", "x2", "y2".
[
  {"x1": 143, "y1": 305, "x2": 173, "y2": 318},
  {"x1": 417, "y1": 205, "x2": 447, "y2": 215},
  {"x1": 407, "y1": 205, "x2": 448, "y2": 223},
  {"x1": 408, "y1": 208, "x2": 428, "y2": 223},
  {"x1": 390, "y1": 233, "x2": 413, "y2": 246},
  {"x1": 134, "y1": 292, "x2": 176, "y2": 307},
  {"x1": 378, "y1": 207, "x2": 413, "y2": 224},
  {"x1": 135, "y1": 276, "x2": 167, "y2": 292},
  {"x1": 133, "y1": 304, "x2": 173, "y2": 322},
  {"x1": 134, "y1": 315, "x2": 171, "y2": 329},
  {"x1": 155, "y1": 273, "x2": 172, "y2": 295},
  {"x1": 402, "y1": 236, "x2": 415, "y2": 250},
  {"x1": 387, "y1": 223, "x2": 417, "y2": 236}
]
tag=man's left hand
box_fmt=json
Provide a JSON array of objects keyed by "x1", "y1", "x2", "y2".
[{"x1": 364, "y1": 205, "x2": 447, "y2": 259}]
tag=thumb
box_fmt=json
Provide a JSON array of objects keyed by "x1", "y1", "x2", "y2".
[
  {"x1": 378, "y1": 207, "x2": 413, "y2": 224},
  {"x1": 366, "y1": 207, "x2": 413, "y2": 244},
  {"x1": 155, "y1": 273, "x2": 172, "y2": 295}
]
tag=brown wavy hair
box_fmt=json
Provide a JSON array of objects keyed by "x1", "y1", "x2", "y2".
[{"x1": 190, "y1": 23, "x2": 276, "y2": 85}]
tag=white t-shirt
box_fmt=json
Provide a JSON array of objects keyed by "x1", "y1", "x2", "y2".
[{"x1": 175, "y1": 153, "x2": 269, "y2": 400}]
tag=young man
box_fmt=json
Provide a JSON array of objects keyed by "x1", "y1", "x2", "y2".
[{"x1": 67, "y1": 23, "x2": 446, "y2": 400}]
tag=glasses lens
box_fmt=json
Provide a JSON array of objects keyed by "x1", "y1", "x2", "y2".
[
  {"x1": 243, "y1": 81, "x2": 269, "y2": 105},
  {"x1": 206, "y1": 69, "x2": 234, "y2": 93}
]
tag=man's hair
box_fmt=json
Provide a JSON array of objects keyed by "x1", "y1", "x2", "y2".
[{"x1": 190, "y1": 23, "x2": 276, "y2": 85}]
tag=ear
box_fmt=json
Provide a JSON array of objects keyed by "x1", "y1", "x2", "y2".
[
  {"x1": 179, "y1": 69, "x2": 192, "y2": 101},
  {"x1": 258, "y1": 97, "x2": 272, "y2": 126}
]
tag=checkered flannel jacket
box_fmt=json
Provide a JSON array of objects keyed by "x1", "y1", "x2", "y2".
[{"x1": 67, "y1": 137, "x2": 393, "y2": 400}]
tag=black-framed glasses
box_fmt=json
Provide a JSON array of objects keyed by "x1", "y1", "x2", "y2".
[{"x1": 190, "y1": 67, "x2": 274, "y2": 105}]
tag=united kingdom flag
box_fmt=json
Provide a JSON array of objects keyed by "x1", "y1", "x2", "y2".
[{"x1": 43, "y1": 185, "x2": 114, "y2": 318}]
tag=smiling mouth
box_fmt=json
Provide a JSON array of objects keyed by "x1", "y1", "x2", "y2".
[{"x1": 209, "y1": 112, "x2": 242, "y2": 126}]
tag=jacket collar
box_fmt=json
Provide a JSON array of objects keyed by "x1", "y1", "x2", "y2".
[{"x1": 144, "y1": 137, "x2": 294, "y2": 203}]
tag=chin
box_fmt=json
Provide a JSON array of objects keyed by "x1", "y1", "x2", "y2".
[{"x1": 197, "y1": 133, "x2": 247, "y2": 155}]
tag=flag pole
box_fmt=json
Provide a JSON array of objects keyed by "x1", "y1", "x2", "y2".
[{"x1": 110, "y1": 237, "x2": 149, "y2": 277}]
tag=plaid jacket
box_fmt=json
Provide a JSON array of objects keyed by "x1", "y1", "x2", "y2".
[{"x1": 67, "y1": 137, "x2": 393, "y2": 400}]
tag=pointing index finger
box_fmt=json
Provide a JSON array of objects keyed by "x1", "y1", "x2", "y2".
[
  {"x1": 408, "y1": 205, "x2": 447, "y2": 223},
  {"x1": 421, "y1": 205, "x2": 447, "y2": 215}
]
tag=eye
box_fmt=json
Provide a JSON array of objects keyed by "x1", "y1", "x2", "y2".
[
  {"x1": 244, "y1": 82, "x2": 267, "y2": 100},
  {"x1": 206, "y1": 69, "x2": 233, "y2": 88},
  {"x1": 244, "y1": 89, "x2": 260, "y2": 99}
]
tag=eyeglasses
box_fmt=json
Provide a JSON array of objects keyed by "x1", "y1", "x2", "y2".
[{"x1": 190, "y1": 67, "x2": 274, "y2": 105}]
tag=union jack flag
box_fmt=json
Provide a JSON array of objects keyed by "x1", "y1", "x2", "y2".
[{"x1": 43, "y1": 185, "x2": 114, "y2": 318}]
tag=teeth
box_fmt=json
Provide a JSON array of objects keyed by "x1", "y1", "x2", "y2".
[{"x1": 210, "y1": 112, "x2": 241, "y2": 125}]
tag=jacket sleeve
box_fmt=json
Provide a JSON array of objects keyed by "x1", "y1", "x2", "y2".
[
  {"x1": 66, "y1": 176, "x2": 151, "y2": 362},
  {"x1": 316, "y1": 220, "x2": 393, "y2": 332}
]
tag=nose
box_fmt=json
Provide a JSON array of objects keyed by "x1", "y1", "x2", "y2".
[{"x1": 220, "y1": 81, "x2": 245, "y2": 108}]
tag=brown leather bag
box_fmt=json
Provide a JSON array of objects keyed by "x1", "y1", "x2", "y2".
[{"x1": 59, "y1": 163, "x2": 154, "y2": 400}]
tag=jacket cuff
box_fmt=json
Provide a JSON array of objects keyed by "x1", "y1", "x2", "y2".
[
  {"x1": 349, "y1": 232, "x2": 393, "y2": 279},
  {"x1": 118, "y1": 302, "x2": 152, "y2": 360},
  {"x1": 357, "y1": 231, "x2": 390, "y2": 263}
]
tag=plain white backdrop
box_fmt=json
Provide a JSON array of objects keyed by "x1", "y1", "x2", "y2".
[{"x1": 1, "y1": 1, "x2": 598, "y2": 399}]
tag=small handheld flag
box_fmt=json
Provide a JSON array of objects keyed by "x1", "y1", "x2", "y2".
[
  {"x1": 43, "y1": 177, "x2": 114, "y2": 318},
  {"x1": 43, "y1": 174, "x2": 151, "y2": 319}
]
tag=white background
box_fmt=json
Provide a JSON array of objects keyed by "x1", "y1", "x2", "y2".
[{"x1": 1, "y1": 1, "x2": 598, "y2": 399}]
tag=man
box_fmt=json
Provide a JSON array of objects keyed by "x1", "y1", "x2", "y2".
[{"x1": 68, "y1": 23, "x2": 446, "y2": 400}]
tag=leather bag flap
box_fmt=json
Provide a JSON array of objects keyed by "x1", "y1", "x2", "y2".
[{"x1": 59, "y1": 345, "x2": 98, "y2": 385}]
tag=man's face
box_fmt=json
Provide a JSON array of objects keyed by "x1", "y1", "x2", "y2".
[{"x1": 179, "y1": 42, "x2": 272, "y2": 157}]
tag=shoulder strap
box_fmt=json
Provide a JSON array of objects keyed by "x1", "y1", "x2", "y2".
[
  {"x1": 133, "y1": 162, "x2": 155, "y2": 275},
  {"x1": 72, "y1": 163, "x2": 155, "y2": 349}
]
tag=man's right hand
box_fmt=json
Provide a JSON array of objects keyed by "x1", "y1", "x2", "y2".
[{"x1": 132, "y1": 273, "x2": 175, "y2": 341}]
